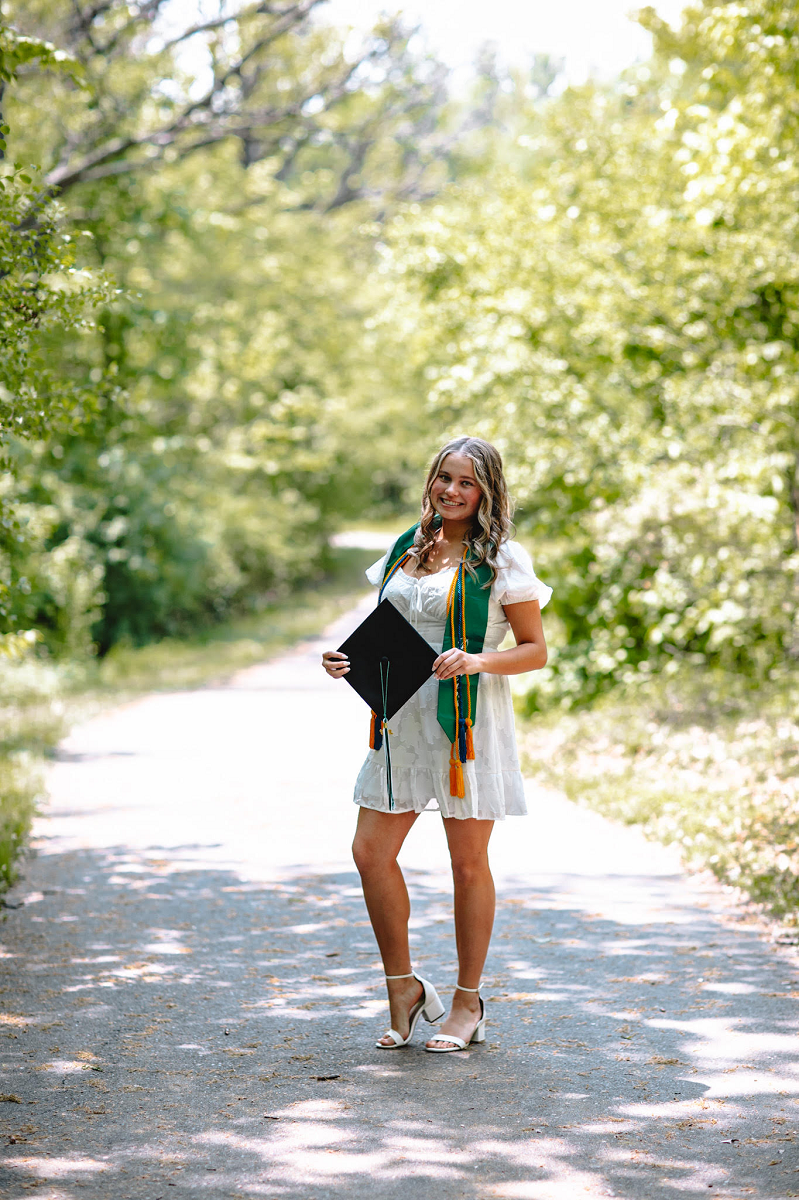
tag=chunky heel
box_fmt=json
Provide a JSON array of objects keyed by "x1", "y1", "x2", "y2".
[
  {"x1": 377, "y1": 971, "x2": 443, "y2": 1048},
  {"x1": 422, "y1": 990, "x2": 445, "y2": 1023},
  {"x1": 425, "y1": 987, "x2": 487, "y2": 1053}
]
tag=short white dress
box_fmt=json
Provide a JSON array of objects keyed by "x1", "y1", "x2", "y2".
[{"x1": 352, "y1": 540, "x2": 552, "y2": 821}]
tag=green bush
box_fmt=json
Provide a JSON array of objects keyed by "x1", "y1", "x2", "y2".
[
  {"x1": 0, "y1": 758, "x2": 41, "y2": 892},
  {"x1": 0, "y1": 634, "x2": 66, "y2": 891},
  {"x1": 3, "y1": 437, "x2": 328, "y2": 655}
]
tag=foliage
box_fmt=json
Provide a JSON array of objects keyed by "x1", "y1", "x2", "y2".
[
  {"x1": 0, "y1": 21, "x2": 105, "y2": 445},
  {"x1": 1, "y1": 1, "x2": 450, "y2": 654},
  {"x1": 0, "y1": 633, "x2": 63, "y2": 891},
  {"x1": 0, "y1": 21, "x2": 114, "y2": 639},
  {"x1": 12, "y1": 0, "x2": 453, "y2": 210},
  {"x1": 519, "y1": 673, "x2": 799, "y2": 920},
  {"x1": 0, "y1": 22, "x2": 82, "y2": 85},
  {"x1": 0, "y1": 154, "x2": 423, "y2": 651},
  {"x1": 0, "y1": 756, "x2": 38, "y2": 892},
  {"x1": 0, "y1": 168, "x2": 113, "y2": 446},
  {"x1": 380, "y1": 0, "x2": 799, "y2": 705}
]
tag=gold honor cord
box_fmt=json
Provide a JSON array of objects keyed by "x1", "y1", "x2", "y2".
[
  {"x1": 371, "y1": 530, "x2": 490, "y2": 805},
  {"x1": 445, "y1": 561, "x2": 475, "y2": 799}
]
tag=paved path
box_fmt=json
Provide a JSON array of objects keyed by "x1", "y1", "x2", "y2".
[{"x1": 1, "y1": 597, "x2": 798, "y2": 1200}]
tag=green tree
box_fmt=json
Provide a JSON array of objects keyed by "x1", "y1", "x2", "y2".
[
  {"x1": 380, "y1": 0, "x2": 799, "y2": 703},
  {"x1": 0, "y1": 22, "x2": 113, "y2": 640},
  {"x1": 12, "y1": 0, "x2": 452, "y2": 212},
  {"x1": 0, "y1": 22, "x2": 110, "y2": 445},
  {"x1": 2, "y1": 2, "x2": 450, "y2": 652}
]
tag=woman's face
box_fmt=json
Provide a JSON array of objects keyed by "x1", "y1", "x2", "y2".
[{"x1": 430, "y1": 453, "x2": 483, "y2": 524}]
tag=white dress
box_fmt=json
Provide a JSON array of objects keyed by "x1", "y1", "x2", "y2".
[{"x1": 352, "y1": 540, "x2": 552, "y2": 821}]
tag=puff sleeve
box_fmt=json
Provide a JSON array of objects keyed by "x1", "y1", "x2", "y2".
[
  {"x1": 365, "y1": 550, "x2": 389, "y2": 587},
  {"x1": 492, "y1": 540, "x2": 552, "y2": 608}
]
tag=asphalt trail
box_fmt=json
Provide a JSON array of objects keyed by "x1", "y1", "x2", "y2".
[{"x1": 1, "y1": 597, "x2": 798, "y2": 1199}]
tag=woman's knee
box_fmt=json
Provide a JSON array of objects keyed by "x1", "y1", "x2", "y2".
[
  {"x1": 352, "y1": 835, "x2": 397, "y2": 878},
  {"x1": 450, "y1": 854, "x2": 491, "y2": 888}
]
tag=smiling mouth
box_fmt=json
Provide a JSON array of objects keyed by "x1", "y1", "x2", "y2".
[{"x1": 440, "y1": 499, "x2": 464, "y2": 507}]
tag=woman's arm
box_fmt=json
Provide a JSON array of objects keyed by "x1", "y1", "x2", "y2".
[{"x1": 433, "y1": 600, "x2": 547, "y2": 680}]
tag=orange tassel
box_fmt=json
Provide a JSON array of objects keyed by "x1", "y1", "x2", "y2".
[
  {"x1": 369, "y1": 710, "x2": 378, "y2": 749},
  {"x1": 449, "y1": 744, "x2": 465, "y2": 799},
  {"x1": 465, "y1": 718, "x2": 475, "y2": 760}
]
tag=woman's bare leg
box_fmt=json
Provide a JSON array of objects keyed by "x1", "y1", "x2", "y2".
[
  {"x1": 352, "y1": 806, "x2": 421, "y2": 1044},
  {"x1": 425, "y1": 817, "x2": 495, "y2": 1049}
]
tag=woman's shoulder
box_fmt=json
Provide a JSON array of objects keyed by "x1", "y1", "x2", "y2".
[
  {"x1": 491, "y1": 539, "x2": 552, "y2": 608},
  {"x1": 495, "y1": 538, "x2": 535, "y2": 570}
]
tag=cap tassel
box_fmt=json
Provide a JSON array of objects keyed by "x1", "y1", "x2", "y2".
[
  {"x1": 370, "y1": 709, "x2": 383, "y2": 751},
  {"x1": 449, "y1": 743, "x2": 465, "y2": 799},
  {"x1": 465, "y1": 717, "x2": 475, "y2": 760},
  {"x1": 384, "y1": 721, "x2": 394, "y2": 811},
  {"x1": 378, "y1": 658, "x2": 394, "y2": 810}
]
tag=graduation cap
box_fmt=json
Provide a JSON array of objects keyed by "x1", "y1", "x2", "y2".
[{"x1": 337, "y1": 598, "x2": 437, "y2": 808}]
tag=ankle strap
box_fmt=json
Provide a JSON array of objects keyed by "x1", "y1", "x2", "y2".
[
  {"x1": 385, "y1": 972, "x2": 415, "y2": 980},
  {"x1": 456, "y1": 983, "x2": 480, "y2": 992}
]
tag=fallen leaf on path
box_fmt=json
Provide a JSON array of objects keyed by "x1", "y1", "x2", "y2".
[{"x1": 0, "y1": 1094, "x2": 22, "y2": 1103}]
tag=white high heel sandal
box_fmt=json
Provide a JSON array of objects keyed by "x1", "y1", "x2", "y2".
[
  {"x1": 376, "y1": 972, "x2": 445, "y2": 1048},
  {"x1": 424, "y1": 984, "x2": 487, "y2": 1053}
]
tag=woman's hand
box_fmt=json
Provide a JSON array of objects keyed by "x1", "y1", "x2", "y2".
[
  {"x1": 322, "y1": 650, "x2": 350, "y2": 678},
  {"x1": 432, "y1": 648, "x2": 482, "y2": 680}
]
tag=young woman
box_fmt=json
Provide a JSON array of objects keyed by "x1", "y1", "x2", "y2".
[{"x1": 322, "y1": 436, "x2": 551, "y2": 1052}]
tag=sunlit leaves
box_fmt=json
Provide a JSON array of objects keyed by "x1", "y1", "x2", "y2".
[
  {"x1": 0, "y1": 3, "x2": 442, "y2": 650},
  {"x1": 382, "y1": 1, "x2": 799, "y2": 702}
]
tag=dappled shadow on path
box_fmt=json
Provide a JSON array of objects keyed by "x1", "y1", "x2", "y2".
[{"x1": 1, "y1": 847, "x2": 798, "y2": 1200}]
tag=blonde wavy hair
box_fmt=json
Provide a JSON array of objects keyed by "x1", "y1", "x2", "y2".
[{"x1": 409, "y1": 436, "x2": 514, "y2": 584}]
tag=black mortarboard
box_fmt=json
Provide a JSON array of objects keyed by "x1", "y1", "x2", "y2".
[{"x1": 337, "y1": 598, "x2": 437, "y2": 722}]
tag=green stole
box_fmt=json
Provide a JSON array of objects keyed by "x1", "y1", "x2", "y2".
[{"x1": 375, "y1": 523, "x2": 492, "y2": 799}]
